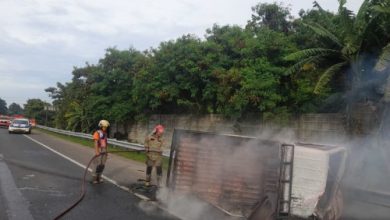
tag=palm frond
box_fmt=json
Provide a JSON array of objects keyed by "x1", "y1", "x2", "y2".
[
  {"x1": 340, "y1": 0, "x2": 347, "y2": 6},
  {"x1": 356, "y1": 13, "x2": 382, "y2": 51},
  {"x1": 338, "y1": 0, "x2": 347, "y2": 12},
  {"x1": 312, "y1": 1, "x2": 335, "y2": 28},
  {"x1": 354, "y1": 0, "x2": 374, "y2": 42},
  {"x1": 303, "y1": 22, "x2": 343, "y2": 48},
  {"x1": 285, "y1": 48, "x2": 340, "y2": 61},
  {"x1": 314, "y1": 62, "x2": 348, "y2": 94},
  {"x1": 285, "y1": 55, "x2": 324, "y2": 76},
  {"x1": 338, "y1": 0, "x2": 354, "y2": 32},
  {"x1": 372, "y1": 5, "x2": 390, "y2": 14},
  {"x1": 349, "y1": 1, "x2": 381, "y2": 51},
  {"x1": 375, "y1": 43, "x2": 390, "y2": 72},
  {"x1": 354, "y1": 1, "x2": 389, "y2": 35},
  {"x1": 313, "y1": 1, "x2": 325, "y2": 13},
  {"x1": 355, "y1": 0, "x2": 372, "y2": 23}
]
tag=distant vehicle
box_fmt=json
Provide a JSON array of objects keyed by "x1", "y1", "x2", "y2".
[
  {"x1": 0, "y1": 115, "x2": 11, "y2": 128},
  {"x1": 8, "y1": 118, "x2": 32, "y2": 134}
]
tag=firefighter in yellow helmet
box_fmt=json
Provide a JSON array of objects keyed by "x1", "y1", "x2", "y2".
[
  {"x1": 144, "y1": 124, "x2": 164, "y2": 187},
  {"x1": 92, "y1": 120, "x2": 110, "y2": 184}
]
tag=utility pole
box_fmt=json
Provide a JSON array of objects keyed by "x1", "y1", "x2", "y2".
[{"x1": 44, "y1": 104, "x2": 48, "y2": 126}]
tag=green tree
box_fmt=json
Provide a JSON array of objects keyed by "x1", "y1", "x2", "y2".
[
  {"x1": 48, "y1": 47, "x2": 146, "y2": 131},
  {"x1": 247, "y1": 2, "x2": 292, "y2": 33},
  {"x1": 97, "y1": 47, "x2": 143, "y2": 124},
  {"x1": 373, "y1": 1, "x2": 390, "y2": 72},
  {"x1": 24, "y1": 99, "x2": 46, "y2": 123},
  {"x1": 205, "y1": 24, "x2": 296, "y2": 118},
  {"x1": 137, "y1": 35, "x2": 208, "y2": 114},
  {"x1": 46, "y1": 82, "x2": 76, "y2": 129},
  {"x1": 8, "y1": 103, "x2": 23, "y2": 115},
  {"x1": 0, "y1": 98, "x2": 7, "y2": 114},
  {"x1": 47, "y1": 0, "x2": 390, "y2": 126}
]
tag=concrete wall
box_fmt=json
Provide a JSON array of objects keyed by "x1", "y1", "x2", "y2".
[
  {"x1": 297, "y1": 113, "x2": 347, "y2": 143},
  {"x1": 113, "y1": 114, "x2": 264, "y2": 148},
  {"x1": 112, "y1": 113, "x2": 347, "y2": 150}
]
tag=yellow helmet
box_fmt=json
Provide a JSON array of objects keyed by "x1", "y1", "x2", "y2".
[{"x1": 98, "y1": 120, "x2": 110, "y2": 128}]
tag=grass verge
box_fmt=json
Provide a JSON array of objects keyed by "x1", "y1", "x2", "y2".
[{"x1": 35, "y1": 127, "x2": 169, "y2": 169}]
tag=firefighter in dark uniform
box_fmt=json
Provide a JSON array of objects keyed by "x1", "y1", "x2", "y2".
[{"x1": 144, "y1": 124, "x2": 164, "y2": 187}]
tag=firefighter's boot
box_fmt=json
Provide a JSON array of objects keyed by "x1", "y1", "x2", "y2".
[
  {"x1": 92, "y1": 175, "x2": 99, "y2": 184},
  {"x1": 97, "y1": 174, "x2": 104, "y2": 183},
  {"x1": 95, "y1": 164, "x2": 105, "y2": 184}
]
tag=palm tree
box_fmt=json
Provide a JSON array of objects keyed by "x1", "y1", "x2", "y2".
[
  {"x1": 287, "y1": 0, "x2": 390, "y2": 178},
  {"x1": 285, "y1": 0, "x2": 390, "y2": 95},
  {"x1": 374, "y1": 1, "x2": 390, "y2": 73},
  {"x1": 64, "y1": 101, "x2": 90, "y2": 132}
]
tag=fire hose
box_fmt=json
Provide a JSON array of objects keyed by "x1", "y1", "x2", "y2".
[{"x1": 53, "y1": 149, "x2": 162, "y2": 220}]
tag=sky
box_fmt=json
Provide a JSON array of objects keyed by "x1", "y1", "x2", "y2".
[{"x1": 0, "y1": 0, "x2": 364, "y2": 107}]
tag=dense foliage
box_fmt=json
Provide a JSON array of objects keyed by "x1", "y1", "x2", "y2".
[
  {"x1": 22, "y1": 99, "x2": 55, "y2": 125},
  {"x1": 0, "y1": 98, "x2": 7, "y2": 115},
  {"x1": 44, "y1": 1, "x2": 390, "y2": 132},
  {"x1": 8, "y1": 103, "x2": 23, "y2": 115}
]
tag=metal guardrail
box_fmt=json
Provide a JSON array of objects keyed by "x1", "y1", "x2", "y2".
[{"x1": 36, "y1": 125, "x2": 170, "y2": 157}]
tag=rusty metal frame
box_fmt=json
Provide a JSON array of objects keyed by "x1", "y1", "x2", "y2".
[
  {"x1": 276, "y1": 143, "x2": 295, "y2": 219},
  {"x1": 166, "y1": 129, "x2": 283, "y2": 218}
]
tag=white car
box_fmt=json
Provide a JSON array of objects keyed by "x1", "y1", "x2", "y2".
[{"x1": 8, "y1": 118, "x2": 32, "y2": 134}]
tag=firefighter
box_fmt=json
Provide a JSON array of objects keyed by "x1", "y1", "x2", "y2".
[
  {"x1": 92, "y1": 119, "x2": 110, "y2": 184},
  {"x1": 144, "y1": 124, "x2": 164, "y2": 187}
]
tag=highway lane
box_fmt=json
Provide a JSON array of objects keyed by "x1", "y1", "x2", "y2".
[{"x1": 0, "y1": 128, "x2": 178, "y2": 220}]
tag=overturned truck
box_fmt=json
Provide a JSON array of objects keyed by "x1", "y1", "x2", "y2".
[{"x1": 166, "y1": 129, "x2": 347, "y2": 220}]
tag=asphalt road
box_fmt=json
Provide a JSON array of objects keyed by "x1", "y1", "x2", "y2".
[
  {"x1": 0, "y1": 128, "x2": 179, "y2": 220},
  {"x1": 4, "y1": 127, "x2": 386, "y2": 220}
]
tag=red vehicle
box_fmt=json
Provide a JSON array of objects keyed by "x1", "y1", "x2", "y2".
[
  {"x1": 12, "y1": 114, "x2": 25, "y2": 119},
  {"x1": 0, "y1": 115, "x2": 11, "y2": 128}
]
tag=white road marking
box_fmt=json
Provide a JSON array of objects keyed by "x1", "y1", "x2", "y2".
[
  {"x1": 23, "y1": 135, "x2": 181, "y2": 219},
  {"x1": 19, "y1": 187, "x2": 66, "y2": 196},
  {"x1": 23, "y1": 135, "x2": 149, "y2": 201},
  {"x1": 23, "y1": 135, "x2": 93, "y2": 172}
]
